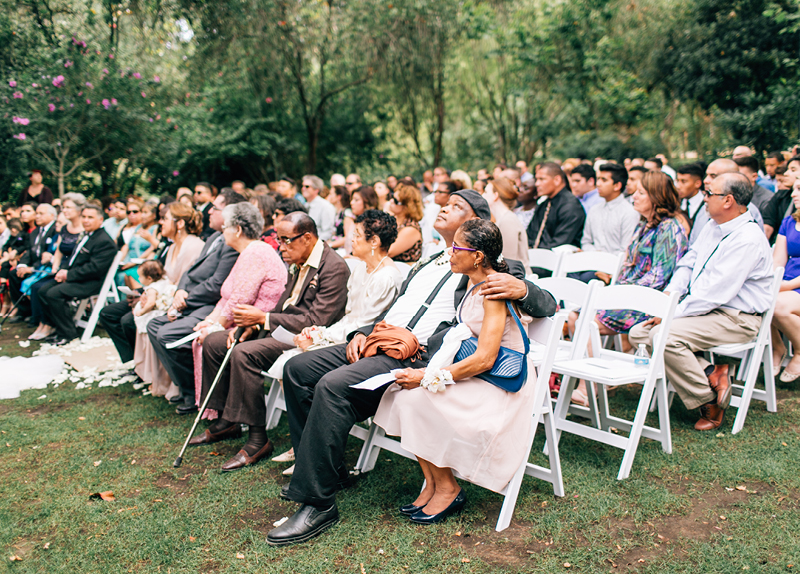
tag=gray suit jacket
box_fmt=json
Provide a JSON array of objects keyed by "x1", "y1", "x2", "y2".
[{"x1": 177, "y1": 231, "x2": 240, "y2": 311}]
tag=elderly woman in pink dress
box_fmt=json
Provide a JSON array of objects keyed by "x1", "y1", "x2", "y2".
[{"x1": 190, "y1": 202, "x2": 288, "y2": 415}]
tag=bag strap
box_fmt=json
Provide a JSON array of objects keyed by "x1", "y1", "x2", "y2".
[
  {"x1": 406, "y1": 270, "x2": 453, "y2": 331},
  {"x1": 459, "y1": 280, "x2": 530, "y2": 356}
]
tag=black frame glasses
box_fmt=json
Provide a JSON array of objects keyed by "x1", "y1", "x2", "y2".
[{"x1": 277, "y1": 232, "x2": 307, "y2": 245}]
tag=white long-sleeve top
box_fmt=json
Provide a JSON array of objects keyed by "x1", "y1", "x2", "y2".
[
  {"x1": 666, "y1": 212, "x2": 773, "y2": 318},
  {"x1": 580, "y1": 194, "x2": 640, "y2": 253}
]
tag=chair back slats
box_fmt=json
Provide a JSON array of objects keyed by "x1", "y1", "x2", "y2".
[{"x1": 527, "y1": 249, "x2": 563, "y2": 276}]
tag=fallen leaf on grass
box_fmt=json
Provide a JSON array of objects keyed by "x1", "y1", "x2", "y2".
[
  {"x1": 43, "y1": 543, "x2": 50, "y2": 550},
  {"x1": 78, "y1": 417, "x2": 85, "y2": 421},
  {"x1": 189, "y1": 536, "x2": 196, "y2": 542},
  {"x1": 89, "y1": 491, "x2": 115, "y2": 501},
  {"x1": 454, "y1": 531, "x2": 461, "y2": 537},
  {"x1": 209, "y1": 451, "x2": 222, "y2": 456},
  {"x1": 8, "y1": 555, "x2": 22, "y2": 561},
  {"x1": 462, "y1": 558, "x2": 470, "y2": 563},
  {"x1": 725, "y1": 487, "x2": 734, "y2": 491},
  {"x1": 782, "y1": 442, "x2": 788, "y2": 447},
  {"x1": 236, "y1": 553, "x2": 245, "y2": 559},
  {"x1": 94, "y1": 460, "x2": 102, "y2": 467},
  {"x1": 360, "y1": 562, "x2": 366, "y2": 574},
  {"x1": 563, "y1": 562, "x2": 571, "y2": 568},
  {"x1": 736, "y1": 485, "x2": 747, "y2": 491},
  {"x1": 638, "y1": 559, "x2": 646, "y2": 563}
]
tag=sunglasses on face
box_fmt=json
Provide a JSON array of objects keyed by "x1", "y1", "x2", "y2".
[
  {"x1": 391, "y1": 196, "x2": 403, "y2": 205},
  {"x1": 277, "y1": 232, "x2": 306, "y2": 245},
  {"x1": 127, "y1": 210, "x2": 140, "y2": 214}
]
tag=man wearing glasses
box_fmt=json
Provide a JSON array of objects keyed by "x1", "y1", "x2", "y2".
[
  {"x1": 191, "y1": 212, "x2": 350, "y2": 471},
  {"x1": 630, "y1": 173, "x2": 773, "y2": 431},
  {"x1": 689, "y1": 159, "x2": 764, "y2": 245}
]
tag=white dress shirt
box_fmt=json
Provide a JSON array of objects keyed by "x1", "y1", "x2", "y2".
[
  {"x1": 382, "y1": 251, "x2": 460, "y2": 345},
  {"x1": 306, "y1": 196, "x2": 336, "y2": 242},
  {"x1": 578, "y1": 189, "x2": 603, "y2": 214},
  {"x1": 581, "y1": 194, "x2": 640, "y2": 253},
  {"x1": 681, "y1": 192, "x2": 704, "y2": 224},
  {"x1": 666, "y1": 212, "x2": 773, "y2": 318}
]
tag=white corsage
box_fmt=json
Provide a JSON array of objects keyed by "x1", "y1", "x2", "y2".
[{"x1": 420, "y1": 368, "x2": 453, "y2": 393}]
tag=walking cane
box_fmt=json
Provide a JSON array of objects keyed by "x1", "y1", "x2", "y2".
[{"x1": 173, "y1": 326, "x2": 246, "y2": 468}]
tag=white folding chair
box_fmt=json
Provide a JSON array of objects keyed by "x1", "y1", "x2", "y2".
[
  {"x1": 75, "y1": 252, "x2": 123, "y2": 342},
  {"x1": 526, "y1": 249, "x2": 563, "y2": 280},
  {"x1": 651, "y1": 268, "x2": 783, "y2": 434},
  {"x1": 552, "y1": 285, "x2": 680, "y2": 480},
  {"x1": 355, "y1": 312, "x2": 569, "y2": 531},
  {"x1": 557, "y1": 251, "x2": 625, "y2": 286}
]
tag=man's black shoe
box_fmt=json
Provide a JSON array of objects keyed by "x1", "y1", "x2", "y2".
[
  {"x1": 266, "y1": 504, "x2": 339, "y2": 546},
  {"x1": 176, "y1": 403, "x2": 198, "y2": 415},
  {"x1": 168, "y1": 395, "x2": 183, "y2": 405}
]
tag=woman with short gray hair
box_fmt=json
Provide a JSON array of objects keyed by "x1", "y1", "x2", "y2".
[
  {"x1": 188, "y1": 201, "x2": 288, "y2": 414},
  {"x1": 222, "y1": 202, "x2": 264, "y2": 241}
]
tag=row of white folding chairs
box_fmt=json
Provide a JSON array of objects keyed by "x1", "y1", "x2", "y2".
[
  {"x1": 527, "y1": 248, "x2": 625, "y2": 285},
  {"x1": 73, "y1": 251, "x2": 123, "y2": 342},
  {"x1": 536, "y1": 268, "x2": 783, "y2": 481},
  {"x1": 263, "y1": 310, "x2": 570, "y2": 532}
]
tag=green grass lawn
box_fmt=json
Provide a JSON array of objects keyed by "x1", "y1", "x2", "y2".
[{"x1": 1, "y1": 321, "x2": 800, "y2": 573}]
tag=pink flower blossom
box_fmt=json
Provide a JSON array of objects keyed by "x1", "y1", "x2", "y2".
[
  {"x1": 48, "y1": 103, "x2": 56, "y2": 112},
  {"x1": 111, "y1": 98, "x2": 117, "y2": 105},
  {"x1": 172, "y1": 170, "x2": 179, "y2": 177},
  {"x1": 102, "y1": 98, "x2": 110, "y2": 109},
  {"x1": 78, "y1": 91, "x2": 83, "y2": 96},
  {"x1": 8, "y1": 80, "x2": 16, "y2": 88},
  {"x1": 141, "y1": 92, "x2": 146, "y2": 98},
  {"x1": 12, "y1": 117, "x2": 30, "y2": 125},
  {"x1": 31, "y1": 83, "x2": 38, "y2": 88},
  {"x1": 85, "y1": 82, "x2": 93, "y2": 89},
  {"x1": 108, "y1": 54, "x2": 114, "y2": 59},
  {"x1": 64, "y1": 60, "x2": 73, "y2": 68},
  {"x1": 148, "y1": 117, "x2": 153, "y2": 122},
  {"x1": 102, "y1": 68, "x2": 108, "y2": 75},
  {"x1": 12, "y1": 91, "x2": 22, "y2": 99},
  {"x1": 12, "y1": 133, "x2": 26, "y2": 140},
  {"x1": 153, "y1": 76, "x2": 160, "y2": 83},
  {"x1": 52, "y1": 75, "x2": 65, "y2": 87},
  {"x1": 265, "y1": 97, "x2": 273, "y2": 103},
  {"x1": 133, "y1": 72, "x2": 142, "y2": 79},
  {"x1": 86, "y1": 99, "x2": 91, "y2": 104}
]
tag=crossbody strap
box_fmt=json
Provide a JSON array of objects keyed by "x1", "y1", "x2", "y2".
[
  {"x1": 459, "y1": 281, "x2": 529, "y2": 355},
  {"x1": 406, "y1": 270, "x2": 453, "y2": 331}
]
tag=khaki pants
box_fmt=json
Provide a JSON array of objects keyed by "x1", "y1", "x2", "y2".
[{"x1": 628, "y1": 309, "x2": 761, "y2": 410}]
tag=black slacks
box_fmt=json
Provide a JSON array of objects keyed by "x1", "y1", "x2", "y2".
[
  {"x1": 39, "y1": 279, "x2": 101, "y2": 340},
  {"x1": 200, "y1": 330, "x2": 294, "y2": 426},
  {"x1": 147, "y1": 305, "x2": 214, "y2": 400},
  {"x1": 99, "y1": 300, "x2": 137, "y2": 363},
  {"x1": 282, "y1": 344, "x2": 419, "y2": 507}
]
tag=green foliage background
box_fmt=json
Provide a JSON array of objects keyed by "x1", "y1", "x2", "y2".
[{"x1": 1, "y1": 0, "x2": 800, "y2": 201}]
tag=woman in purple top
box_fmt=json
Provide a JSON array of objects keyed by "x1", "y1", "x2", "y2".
[{"x1": 770, "y1": 182, "x2": 800, "y2": 381}]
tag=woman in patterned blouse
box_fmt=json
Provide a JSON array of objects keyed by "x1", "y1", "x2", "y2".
[
  {"x1": 568, "y1": 171, "x2": 688, "y2": 405},
  {"x1": 387, "y1": 182, "x2": 424, "y2": 263}
]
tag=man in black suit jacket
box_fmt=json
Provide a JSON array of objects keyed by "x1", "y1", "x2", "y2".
[
  {"x1": 267, "y1": 190, "x2": 557, "y2": 546},
  {"x1": 9, "y1": 203, "x2": 58, "y2": 318},
  {"x1": 194, "y1": 182, "x2": 216, "y2": 241},
  {"x1": 39, "y1": 205, "x2": 118, "y2": 345},
  {"x1": 147, "y1": 190, "x2": 245, "y2": 411}
]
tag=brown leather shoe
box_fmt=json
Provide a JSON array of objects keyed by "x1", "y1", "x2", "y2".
[
  {"x1": 695, "y1": 402, "x2": 725, "y2": 431},
  {"x1": 708, "y1": 364, "x2": 732, "y2": 409},
  {"x1": 221, "y1": 440, "x2": 274, "y2": 472},
  {"x1": 188, "y1": 423, "x2": 243, "y2": 446}
]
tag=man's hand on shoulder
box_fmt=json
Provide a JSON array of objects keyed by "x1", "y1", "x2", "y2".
[{"x1": 480, "y1": 273, "x2": 527, "y2": 301}]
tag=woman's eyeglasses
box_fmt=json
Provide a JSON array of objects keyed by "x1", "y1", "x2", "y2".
[{"x1": 449, "y1": 245, "x2": 477, "y2": 253}]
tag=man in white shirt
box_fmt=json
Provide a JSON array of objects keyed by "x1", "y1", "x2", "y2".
[
  {"x1": 569, "y1": 164, "x2": 603, "y2": 214},
  {"x1": 576, "y1": 164, "x2": 640, "y2": 282},
  {"x1": 301, "y1": 175, "x2": 336, "y2": 241},
  {"x1": 629, "y1": 173, "x2": 773, "y2": 431},
  {"x1": 689, "y1": 159, "x2": 764, "y2": 244},
  {"x1": 675, "y1": 162, "x2": 705, "y2": 230},
  {"x1": 656, "y1": 154, "x2": 677, "y2": 180}
]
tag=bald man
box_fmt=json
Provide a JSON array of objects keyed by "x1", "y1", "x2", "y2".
[
  {"x1": 689, "y1": 159, "x2": 764, "y2": 245},
  {"x1": 732, "y1": 145, "x2": 753, "y2": 160},
  {"x1": 630, "y1": 173, "x2": 773, "y2": 431}
]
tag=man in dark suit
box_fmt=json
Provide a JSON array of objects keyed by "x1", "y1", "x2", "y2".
[
  {"x1": 101, "y1": 191, "x2": 244, "y2": 368},
  {"x1": 9, "y1": 203, "x2": 58, "y2": 319},
  {"x1": 266, "y1": 190, "x2": 557, "y2": 547},
  {"x1": 526, "y1": 162, "x2": 586, "y2": 276},
  {"x1": 189, "y1": 212, "x2": 350, "y2": 472},
  {"x1": 146, "y1": 190, "x2": 246, "y2": 411},
  {"x1": 39, "y1": 205, "x2": 118, "y2": 345},
  {"x1": 194, "y1": 182, "x2": 216, "y2": 240}
]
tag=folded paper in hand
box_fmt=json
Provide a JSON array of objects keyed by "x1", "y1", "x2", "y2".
[
  {"x1": 165, "y1": 331, "x2": 202, "y2": 349},
  {"x1": 271, "y1": 326, "x2": 297, "y2": 346},
  {"x1": 351, "y1": 369, "x2": 404, "y2": 390}
]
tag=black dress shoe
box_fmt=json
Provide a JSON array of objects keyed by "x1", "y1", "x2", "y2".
[
  {"x1": 43, "y1": 335, "x2": 73, "y2": 346},
  {"x1": 280, "y1": 484, "x2": 292, "y2": 501},
  {"x1": 409, "y1": 489, "x2": 466, "y2": 525},
  {"x1": 399, "y1": 502, "x2": 426, "y2": 516},
  {"x1": 267, "y1": 504, "x2": 339, "y2": 546},
  {"x1": 176, "y1": 403, "x2": 198, "y2": 415},
  {"x1": 168, "y1": 395, "x2": 183, "y2": 405}
]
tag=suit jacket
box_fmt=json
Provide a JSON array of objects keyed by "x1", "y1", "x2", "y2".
[
  {"x1": 178, "y1": 231, "x2": 240, "y2": 311},
  {"x1": 353, "y1": 252, "x2": 558, "y2": 353},
  {"x1": 19, "y1": 222, "x2": 58, "y2": 268},
  {"x1": 264, "y1": 243, "x2": 350, "y2": 335},
  {"x1": 65, "y1": 229, "x2": 118, "y2": 285},
  {"x1": 198, "y1": 204, "x2": 214, "y2": 241},
  {"x1": 526, "y1": 187, "x2": 586, "y2": 249}
]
